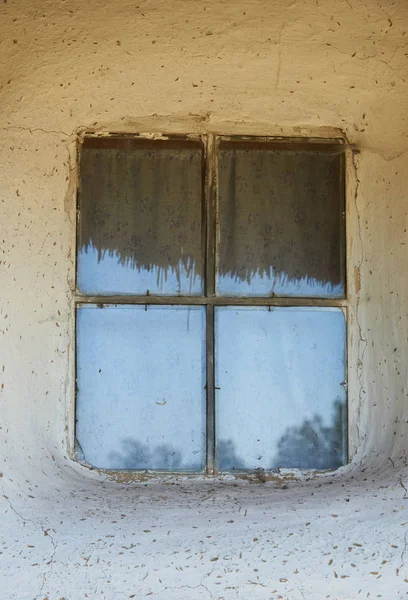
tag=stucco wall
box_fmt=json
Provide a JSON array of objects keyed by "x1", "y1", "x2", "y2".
[{"x1": 1, "y1": 1, "x2": 408, "y2": 598}]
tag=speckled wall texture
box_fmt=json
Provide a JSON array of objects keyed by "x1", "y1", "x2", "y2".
[{"x1": 1, "y1": 1, "x2": 408, "y2": 599}]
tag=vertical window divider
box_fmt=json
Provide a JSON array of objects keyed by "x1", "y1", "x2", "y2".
[{"x1": 205, "y1": 133, "x2": 216, "y2": 474}]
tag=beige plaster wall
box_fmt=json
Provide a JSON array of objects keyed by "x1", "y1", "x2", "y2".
[{"x1": 2, "y1": 3, "x2": 408, "y2": 599}]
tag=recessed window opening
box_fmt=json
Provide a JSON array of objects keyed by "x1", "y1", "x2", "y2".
[{"x1": 75, "y1": 134, "x2": 347, "y2": 474}]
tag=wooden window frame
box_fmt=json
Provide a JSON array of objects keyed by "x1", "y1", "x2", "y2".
[{"x1": 75, "y1": 132, "x2": 347, "y2": 474}]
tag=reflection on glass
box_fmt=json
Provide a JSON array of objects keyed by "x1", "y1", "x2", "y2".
[
  {"x1": 217, "y1": 144, "x2": 345, "y2": 297},
  {"x1": 76, "y1": 305, "x2": 206, "y2": 471},
  {"x1": 77, "y1": 139, "x2": 204, "y2": 295},
  {"x1": 215, "y1": 307, "x2": 347, "y2": 470}
]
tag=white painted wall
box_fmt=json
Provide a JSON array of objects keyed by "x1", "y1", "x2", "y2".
[{"x1": 1, "y1": 1, "x2": 408, "y2": 598}]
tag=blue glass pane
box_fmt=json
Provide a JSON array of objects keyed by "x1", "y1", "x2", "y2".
[
  {"x1": 77, "y1": 140, "x2": 204, "y2": 296},
  {"x1": 76, "y1": 305, "x2": 206, "y2": 471},
  {"x1": 215, "y1": 307, "x2": 347, "y2": 470},
  {"x1": 217, "y1": 145, "x2": 345, "y2": 297}
]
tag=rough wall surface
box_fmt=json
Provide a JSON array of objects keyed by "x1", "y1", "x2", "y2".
[{"x1": 0, "y1": 0, "x2": 408, "y2": 598}]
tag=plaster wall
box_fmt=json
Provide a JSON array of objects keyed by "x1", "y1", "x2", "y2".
[{"x1": 1, "y1": 1, "x2": 408, "y2": 598}]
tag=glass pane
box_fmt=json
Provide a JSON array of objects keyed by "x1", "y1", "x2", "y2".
[
  {"x1": 215, "y1": 307, "x2": 347, "y2": 470},
  {"x1": 76, "y1": 305, "x2": 206, "y2": 471},
  {"x1": 77, "y1": 138, "x2": 204, "y2": 296},
  {"x1": 217, "y1": 143, "x2": 345, "y2": 297}
]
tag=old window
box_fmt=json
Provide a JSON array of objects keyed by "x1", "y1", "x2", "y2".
[{"x1": 75, "y1": 134, "x2": 347, "y2": 473}]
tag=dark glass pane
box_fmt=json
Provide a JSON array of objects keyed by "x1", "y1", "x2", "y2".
[
  {"x1": 215, "y1": 307, "x2": 347, "y2": 471},
  {"x1": 76, "y1": 305, "x2": 206, "y2": 471},
  {"x1": 217, "y1": 142, "x2": 345, "y2": 297},
  {"x1": 77, "y1": 138, "x2": 204, "y2": 295}
]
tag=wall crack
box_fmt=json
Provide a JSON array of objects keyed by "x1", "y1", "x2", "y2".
[
  {"x1": 399, "y1": 478, "x2": 408, "y2": 500},
  {"x1": 1, "y1": 124, "x2": 72, "y2": 138},
  {"x1": 400, "y1": 530, "x2": 408, "y2": 573},
  {"x1": 2, "y1": 491, "x2": 57, "y2": 600},
  {"x1": 351, "y1": 151, "x2": 368, "y2": 451}
]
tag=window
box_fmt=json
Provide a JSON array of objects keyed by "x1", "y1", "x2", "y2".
[{"x1": 75, "y1": 134, "x2": 347, "y2": 473}]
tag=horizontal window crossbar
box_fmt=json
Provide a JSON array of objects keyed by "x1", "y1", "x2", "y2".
[{"x1": 75, "y1": 294, "x2": 346, "y2": 308}]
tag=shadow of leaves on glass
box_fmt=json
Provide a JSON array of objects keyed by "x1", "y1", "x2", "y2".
[
  {"x1": 273, "y1": 398, "x2": 347, "y2": 470},
  {"x1": 216, "y1": 439, "x2": 248, "y2": 471},
  {"x1": 108, "y1": 438, "x2": 203, "y2": 472}
]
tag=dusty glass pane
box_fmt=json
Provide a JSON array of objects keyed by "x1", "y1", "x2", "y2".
[
  {"x1": 217, "y1": 143, "x2": 345, "y2": 297},
  {"x1": 76, "y1": 305, "x2": 206, "y2": 471},
  {"x1": 215, "y1": 306, "x2": 347, "y2": 471},
  {"x1": 77, "y1": 138, "x2": 204, "y2": 295}
]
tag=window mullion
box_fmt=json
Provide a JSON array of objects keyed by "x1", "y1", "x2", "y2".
[
  {"x1": 205, "y1": 133, "x2": 216, "y2": 297},
  {"x1": 205, "y1": 133, "x2": 216, "y2": 473},
  {"x1": 206, "y1": 305, "x2": 215, "y2": 473}
]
